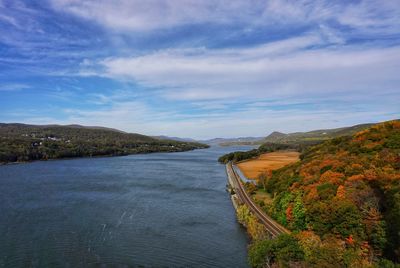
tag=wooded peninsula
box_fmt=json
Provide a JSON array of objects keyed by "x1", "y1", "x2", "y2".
[{"x1": 0, "y1": 123, "x2": 209, "y2": 163}]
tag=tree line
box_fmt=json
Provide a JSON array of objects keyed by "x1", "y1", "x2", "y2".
[{"x1": 0, "y1": 124, "x2": 208, "y2": 163}]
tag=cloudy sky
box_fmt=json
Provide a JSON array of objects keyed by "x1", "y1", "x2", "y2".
[{"x1": 0, "y1": 0, "x2": 399, "y2": 139}]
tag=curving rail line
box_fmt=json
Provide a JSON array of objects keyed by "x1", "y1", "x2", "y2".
[{"x1": 226, "y1": 162, "x2": 290, "y2": 237}]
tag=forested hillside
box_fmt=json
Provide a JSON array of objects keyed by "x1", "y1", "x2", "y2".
[
  {"x1": 0, "y1": 123, "x2": 208, "y2": 163},
  {"x1": 263, "y1": 123, "x2": 373, "y2": 144},
  {"x1": 218, "y1": 123, "x2": 374, "y2": 164},
  {"x1": 247, "y1": 120, "x2": 400, "y2": 267},
  {"x1": 219, "y1": 123, "x2": 373, "y2": 147}
]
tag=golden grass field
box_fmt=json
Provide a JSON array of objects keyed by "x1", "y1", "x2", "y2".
[{"x1": 237, "y1": 151, "x2": 300, "y2": 179}]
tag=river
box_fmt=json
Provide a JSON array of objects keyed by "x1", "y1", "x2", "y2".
[{"x1": 0, "y1": 146, "x2": 253, "y2": 267}]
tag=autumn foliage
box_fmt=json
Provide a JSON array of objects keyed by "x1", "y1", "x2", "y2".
[{"x1": 249, "y1": 120, "x2": 400, "y2": 267}]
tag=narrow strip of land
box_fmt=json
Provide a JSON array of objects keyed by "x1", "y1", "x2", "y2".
[{"x1": 226, "y1": 162, "x2": 290, "y2": 237}]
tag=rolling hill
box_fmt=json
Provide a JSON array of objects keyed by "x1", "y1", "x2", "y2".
[
  {"x1": 263, "y1": 123, "x2": 374, "y2": 144},
  {"x1": 0, "y1": 123, "x2": 208, "y2": 163},
  {"x1": 219, "y1": 123, "x2": 374, "y2": 146},
  {"x1": 218, "y1": 123, "x2": 378, "y2": 164}
]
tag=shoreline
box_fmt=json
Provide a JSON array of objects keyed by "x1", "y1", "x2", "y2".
[
  {"x1": 0, "y1": 147, "x2": 208, "y2": 166},
  {"x1": 225, "y1": 161, "x2": 290, "y2": 236}
]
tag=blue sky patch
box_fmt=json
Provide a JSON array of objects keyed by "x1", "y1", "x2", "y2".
[{"x1": 0, "y1": 0, "x2": 399, "y2": 138}]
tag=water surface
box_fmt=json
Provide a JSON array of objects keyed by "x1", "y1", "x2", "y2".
[{"x1": 0, "y1": 146, "x2": 252, "y2": 267}]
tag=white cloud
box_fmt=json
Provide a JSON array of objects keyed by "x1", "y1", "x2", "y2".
[
  {"x1": 95, "y1": 36, "x2": 400, "y2": 101},
  {"x1": 45, "y1": 98, "x2": 400, "y2": 139},
  {"x1": 3, "y1": 84, "x2": 398, "y2": 139},
  {"x1": 3, "y1": 0, "x2": 399, "y2": 138},
  {"x1": 50, "y1": 0, "x2": 400, "y2": 34},
  {"x1": 337, "y1": 0, "x2": 400, "y2": 31},
  {"x1": 0, "y1": 83, "x2": 30, "y2": 91},
  {"x1": 50, "y1": 0, "x2": 251, "y2": 31},
  {"x1": 0, "y1": 13, "x2": 20, "y2": 28}
]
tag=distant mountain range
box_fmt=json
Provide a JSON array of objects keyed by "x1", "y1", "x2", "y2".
[
  {"x1": 153, "y1": 135, "x2": 264, "y2": 145},
  {"x1": 0, "y1": 122, "x2": 382, "y2": 155},
  {"x1": 152, "y1": 135, "x2": 198, "y2": 143},
  {"x1": 218, "y1": 123, "x2": 375, "y2": 146},
  {"x1": 262, "y1": 123, "x2": 374, "y2": 144},
  {"x1": 153, "y1": 136, "x2": 258, "y2": 145},
  {"x1": 200, "y1": 137, "x2": 264, "y2": 145},
  {"x1": 73, "y1": 122, "x2": 380, "y2": 147}
]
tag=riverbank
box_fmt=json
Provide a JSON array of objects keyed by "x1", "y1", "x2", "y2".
[
  {"x1": 226, "y1": 162, "x2": 289, "y2": 233},
  {"x1": 225, "y1": 163, "x2": 267, "y2": 239},
  {"x1": 225, "y1": 152, "x2": 299, "y2": 236},
  {"x1": 0, "y1": 146, "x2": 208, "y2": 166}
]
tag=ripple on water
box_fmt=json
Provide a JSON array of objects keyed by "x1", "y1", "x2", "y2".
[{"x1": 0, "y1": 147, "x2": 252, "y2": 267}]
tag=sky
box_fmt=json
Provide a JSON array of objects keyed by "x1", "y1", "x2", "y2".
[{"x1": 0, "y1": 0, "x2": 399, "y2": 139}]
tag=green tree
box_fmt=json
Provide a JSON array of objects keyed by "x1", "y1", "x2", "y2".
[
  {"x1": 248, "y1": 234, "x2": 304, "y2": 268},
  {"x1": 293, "y1": 194, "x2": 307, "y2": 230}
]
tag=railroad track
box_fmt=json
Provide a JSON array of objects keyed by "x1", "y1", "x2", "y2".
[{"x1": 226, "y1": 162, "x2": 290, "y2": 237}]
